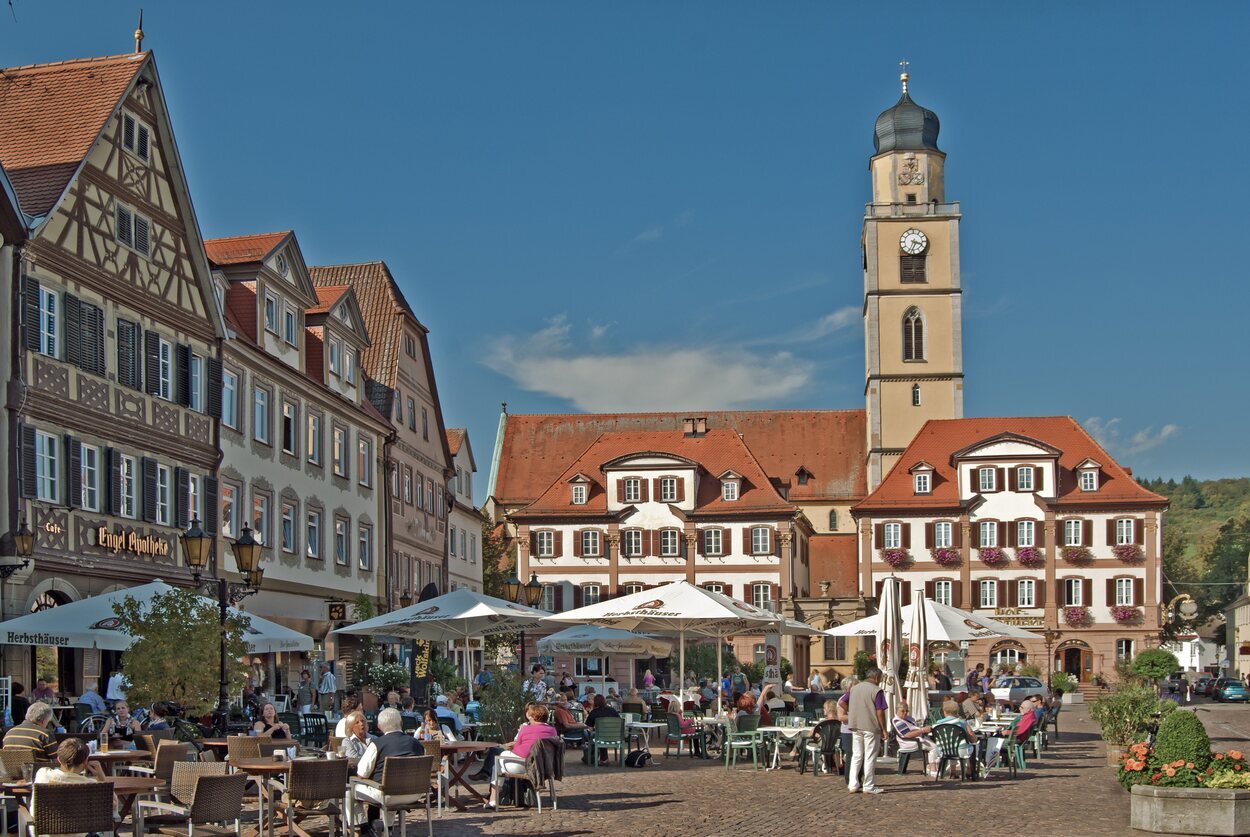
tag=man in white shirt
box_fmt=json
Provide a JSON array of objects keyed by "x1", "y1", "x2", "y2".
[
  {"x1": 105, "y1": 669, "x2": 128, "y2": 705},
  {"x1": 317, "y1": 663, "x2": 337, "y2": 711}
]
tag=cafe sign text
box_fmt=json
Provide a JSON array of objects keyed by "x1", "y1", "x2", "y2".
[{"x1": 94, "y1": 527, "x2": 171, "y2": 558}]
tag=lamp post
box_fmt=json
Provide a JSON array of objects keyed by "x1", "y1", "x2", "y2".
[
  {"x1": 504, "y1": 570, "x2": 544, "y2": 676},
  {"x1": 1042, "y1": 629, "x2": 1062, "y2": 689},
  {"x1": 180, "y1": 517, "x2": 264, "y2": 734}
]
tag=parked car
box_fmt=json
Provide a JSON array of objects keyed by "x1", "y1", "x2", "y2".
[
  {"x1": 1194, "y1": 674, "x2": 1214, "y2": 696},
  {"x1": 1202, "y1": 677, "x2": 1220, "y2": 697},
  {"x1": 990, "y1": 676, "x2": 1048, "y2": 705},
  {"x1": 1214, "y1": 679, "x2": 1250, "y2": 703},
  {"x1": 1166, "y1": 672, "x2": 1186, "y2": 694}
]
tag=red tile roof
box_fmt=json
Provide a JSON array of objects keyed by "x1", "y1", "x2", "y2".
[
  {"x1": 493, "y1": 410, "x2": 866, "y2": 506},
  {"x1": 224, "y1": 283, "x2": 258, "y2": 343},
  {"x1": 808, "y1": 534, "x2": 860, "y2": 599},
  {"x1": 304, "y1": 326, "x2": 324, "y2": 385},
  {"x1": 309, "y1": 262, "x2": 419, "y2": 390},
  {"x1": 446, "y1": 428, "x2": 466, "y2": 456},
  {"x1": 309, "y1": 285, "x2": 349, "y2": 315},
  {"x1": 0, "y1": 53, "x2": 145, "y2": 216},
  {"x1": 854, "y1": 416, "x2": 1169, "y2": 512},
  {"x1": 515, "y1": 428, "x2": 794, "y2": 518},
  {"x1": 204, "y1": 231, "x2": 290, "y2": 265}
]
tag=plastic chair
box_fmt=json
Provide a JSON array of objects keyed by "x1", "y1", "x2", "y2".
[
  {"x1": 663, "y1": 714, "x2": 700, "y2": 758},
  {"x1": 590, "y1": 717, "x2": 625, "y2": 767},
  {"x1": 349, "y1": 754, "x2": 433, "y2": 837},
  {"x1": 724, "y1": 715, "x2": 763, "y2": 770},
  {"x1": 932, "y1": 723, "x2": 971, "y2": 782},
  {"x1": 797, "y1": 719, "x2": 840, "y2": 776}
]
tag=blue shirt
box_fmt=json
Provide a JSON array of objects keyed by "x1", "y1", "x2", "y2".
[
  {"x1": 79, "y1": 690, "x2": 107, "y2": 714},
  {"x1": 433, "y1": 706, "x2": 460, "y2": 733}
]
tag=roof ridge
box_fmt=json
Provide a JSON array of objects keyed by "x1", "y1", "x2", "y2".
[
  {"x1": 309, "y1": 260, "x2": 388, "y2": 269},
  {"x1": 0, "y1": 52, "x2": 147, "y2": 75},
  {"x1": 507, "y1": 408, "x2": 867, "y2": 419},
  {"x1": 204, "y1": 230, "x2": 291, "y2": 244}
]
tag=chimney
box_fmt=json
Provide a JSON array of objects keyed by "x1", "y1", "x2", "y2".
[
  {"x1": 682, "y1": 417, "x2": 696, "y2": 436},
  {"x1": 695, "y1": 417, "x2": 708, "y2": 435}
]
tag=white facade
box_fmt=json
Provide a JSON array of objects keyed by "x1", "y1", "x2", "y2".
[{"x1": 447, "y1": 431, "x2": 483, "y2": 593}]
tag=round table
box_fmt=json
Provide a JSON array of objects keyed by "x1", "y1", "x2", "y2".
[
  {"x1": 5, "y1": 775, "x2": 163, "y2": 821},
  {"x1": 439, "y1": 741, "x2": 499, "y2": 810},
  {"x1": 87, "y1": 749, "x2": 150, "y2": 775},
  {"x1": 756, "y1": 726, "x2": 815, "y2": 770},
  {"x1": 625, "y1": 721, "x2": 668, "y2": 755}
]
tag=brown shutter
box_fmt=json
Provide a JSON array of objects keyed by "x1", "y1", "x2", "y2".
[
  {"x1": 572, "y1": 529, "x2": 583, "y2": 557},
  {"x1": 925, "y1": 580, "x2": 935, "y2": 598},
  {"x1": 1035, "y1": 468, "x2": 1044, "y2": 492},
  {"x1": 66, "y1": 436, "x2": 81, "y2": 509},
  {"x1": 771, "y1": 527, "x2": 779, "y2": 556},
  {"x1": 1008, "y1": 468, "x2": 1018, "y2": 491},
  {"x1": 1007, "y1": 520, "x2": 1017, "y2": 548},
  {"x1": 997, "y1": 521, "x2": 1007, "y2": 547},
  {"x1": 1106, "y1": 519, "x2": 1116, "y2": 546},
  {"x1": 901, "y1": 523, "x2": 911, "y2": 549},
  {"x1": 141, "y1": 457, "x2": 158, "y2": 522},
  {"x1": 1036, "y1": 581, "x2": 1046, "y2": 607},
  {"x1": 652, "y1": 478, "x2": 662, "y2": 498},
  {"x1": 143, "y1": 330, "x2": 160, "y2": 396},
  {"x1": 996, "y1": 468, "x2": 1005, "y2": 493},
  {"x1": 18, "y1": 424, "x2": 37, "y2": 498},
  {"x1": 968, "y1": 469, "x2": 977, "y2": 494},
  {"x1": 176, "y1": 344, "x2": 192, "y2": 406},
  {"x1": 21, "y1": 275, "x2": 40, "y2": 352},
  {"x1": 875, "y1": 579, "x2": 885, "y2": 600},
  {"x1": 997, "y1": 580, "x2": 1007, "y2": 608},
  {"x1": 694, "y1": 529, "x2": 704, "y2": 556},
  {"x1": 951, "y1": 582, "x2": 963, "y2": 608},
  {"x1": 107, "y1": 448, "x2": 121, "y2": 516},
  {"x1": 1106, "y1": 578, "x2": 1115, "y2": 606},
  {"x1": 1134, "y1": 578, "x2": 1144, "y2": 606},
  {"x1": 953, "y1": 523, "x2": 963, "y2": 547},
  {"x1": 925, "y1": 522, "x2": 934, "y2": 548},
  {"x1": 1056, "y1": 579, "x2": 1065, "y2": 606},
  {"x1": 772, "y1": 583, "x2": 782, "y2": 610},
  {"x1": 1134, "y1": 519, "x2": 1145, "y2": 546},
  {"x1": 175, "y1": 467, "x2": 190, "y2": 529},
  {"x1": 1083, "y1": 519, "x2": 1093, "y2": 548},
  {"x1": 1083, "y1": 578, "x2": 1093, "y2": 608},
  {"x1": 676, "y1": 479, "x2": 685, "y2": 501},
  {"x1": 554, "y1": 586, "x2": 564, "y2": 612},
  {"x1": 873, "y1": 523, "x2": 884, "y2": 548},
  {"x1": 617, "y1": 481, "x2": 625, "y2": 503},
  {"x1": 573, "y1": 586, "x2": 583, "y2": 609},
  {"x1": 902, "y1": 584, "x2": 912, "y2": 606},
  {"x1": 971, "y1": 523, "x2": 980, "y2": 548},
  {"x1": 639, "y1": 480, "x2": 649, "y2": 502},
  {"x1": 553, "y1": 531, "x2": 564, "y2": 558},
  {"x1": 206, "y1": 356, "x2": 223, "y2": 418},
  {"x1": 1036, "y1": 524, "x2": 1046, "y2": 548}
]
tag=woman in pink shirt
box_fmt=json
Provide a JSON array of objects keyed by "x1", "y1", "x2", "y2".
[{"x1": 487, "y1": 704, "x2": 557, "y2": 808}]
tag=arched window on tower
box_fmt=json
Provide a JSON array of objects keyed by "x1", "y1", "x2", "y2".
[
  {"x1": 912, "y1": 383, "x2": 921, "y2": 406},
  {"x1": 829, "y1": 509, "x2": 838, "y2": 531},
  {"x1": 903, "y1": 307, "x2": 925, "y2": 361}
]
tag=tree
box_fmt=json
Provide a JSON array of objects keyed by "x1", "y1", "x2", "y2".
[
  {"x1": 480, "y1": 517, "x2": 517, "y2": 659},
  {"x1": 1131, "y1": 648, "x2": 1180, "y2": 693},
  {"x1": 112, "y1": 587, "x2": 250, "y2": 715},
  {"x1": 681, "y1": 642, "x2": 739, "y2": 681}
]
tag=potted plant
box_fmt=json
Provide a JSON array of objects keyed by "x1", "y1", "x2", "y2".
[
  {"x1": 1112, "y1": 605, "x2": 1143, "y2": 624},
  {"x1": 1113, "y1": 543, "x2": 1145, "y2": 563},
  {"x1": 1061, "y1": 545, "x2": 1093, "y2": 563},
  {"x1": 978, "y1": 546, "x2": 1007, "y2": 567},
  {"x1": 880, "y1": 548, "x2": 911, "y2": 569},
  {"x1": 1063, "y1": 605, "x2": 1093, "y2": 627},
  {"x1": 1090, "y1": 684, "x2": 1175, "y2": 764},
  {"x1": 932, "y1": 547, "x2": 960, "y2": 567},
  {"x1": 1016, "y1": 546, "x2": 1044, "y2": 568}
]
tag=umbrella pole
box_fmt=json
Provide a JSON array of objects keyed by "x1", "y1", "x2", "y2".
[
  {"x1": 716, "y1": 629, "x2": 724, "y2": 716},
  {"x1": 679, "y1": 628, "x2": 686, "y2": 713},
  {"x1": 466, "y1": 636, "x2": 475, "y2": 703}
]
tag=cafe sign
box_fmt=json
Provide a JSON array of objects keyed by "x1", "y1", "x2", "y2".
[
  {"x1": 93, "y1": 526, "x2": 171, "y2": 558},
  {"x1": 992, "y1": 607, "x2": 1045, "y2": 628}
]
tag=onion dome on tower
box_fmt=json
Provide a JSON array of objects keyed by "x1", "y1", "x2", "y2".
[{"x1": 873, "y1": 65, "x2": 940, "y2": 155}]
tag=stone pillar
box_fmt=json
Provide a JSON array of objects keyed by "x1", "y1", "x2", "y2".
[
  {"x1": 1044, "y1": 514, "x2": 1058, "y2": 632},
  {"x1": 516, "y1": 525, "x2": 531, "y2": 580},
  {"x1": 959, "y1": 515, "x2": 972, "y2": 608},
  {"x1": 1144, "y1": 512, "x2": 1160, "y2": 631},
  {"x1": 684, "y1": 532, "x2": 698, "y2": 584},
  {"x1": 859, "y1": 518, "x2": 874, "y2": 597},
  {"x1": 606, "y1": 531, "x2": 620, "y2": 595}
]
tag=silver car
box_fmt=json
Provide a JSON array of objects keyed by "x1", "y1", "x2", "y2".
[{"x1": 990, "y1": 676, "x2": 1048, "y2": 705}]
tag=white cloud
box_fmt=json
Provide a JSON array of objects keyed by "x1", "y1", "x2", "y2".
[
  {"x1": 589, "y1": 321, "x2": 612, "y2": 340},
  {"x1": 484, "y1": 316, "x2": 812, "y2": 411},
  {"x1": 746, "y1": 305, "x2": 859, "y2": 347},
  {"x1": 631, "y1": 225, "x2": 664, "y2": 245},
  {"x1": 1085, "y1": 417, "x2": 1181, "y2": 456},
  {"x1": 617, "y1": 210, "x2": 694, "y2": 254}
]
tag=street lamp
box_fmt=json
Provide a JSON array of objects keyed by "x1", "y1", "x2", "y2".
[
  {"x1": 1042, "y1": 629, "x2": 1062, "y2": 689},
  {"x1": 505, "y1": 570, "x2": 544, "y2": 675},
  {"x1": 399, "y1": 590, "x2": 413, "y2": 609},
  {"x1": 0, "y1": 517, "x2": 34, "y2": 581},
  {"x1": 181, "y1": 517, "x2": 264, "y2": 733}
]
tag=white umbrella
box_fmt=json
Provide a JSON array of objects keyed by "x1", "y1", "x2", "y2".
[
  {"x1": 824, "y1": 599, "x2": 1039, "y2": 643},
  {"x1": 333, "y1": 587, "x2": 549, "y2": 700},
  {"x1": 878, "y1": 578, "x2": 905, "y2": 728},
  {"x1": 536, "y1": 626, "x2": 673, "y2": 689},
  {"x1": 546, "y1": 580, "x2": 777, "y2": 715},
  {"x1": 0, "y1": 579, "x2": 312, "y2": 653},
  {"x1": 904, "y1": 591, "x2": 930, "y2": 722}
]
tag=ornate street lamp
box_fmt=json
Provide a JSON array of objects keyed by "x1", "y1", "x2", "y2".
[
  {"x1": 181, "y1": 518, "x2": 265, "y2": 733},
  {"x1": 399, "y1": 590, "x2": 413, "y2": 609},
  {"x1": 504, "y1": 570, "x2": 544, "y2": 674},
  {"x1": 1042, "y1": 629, "x2": 1062, "y2": 688},
  {"x1": 524, "y1": 573, "x2": 543, "y2": 607},
  {"x1": 0, "y1": 518, "x2": 35, "y2": 581}
]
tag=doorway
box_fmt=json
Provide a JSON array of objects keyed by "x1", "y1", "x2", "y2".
[{"x1": 1062, "y1": 646, "x2": 1093, "y2": 682}]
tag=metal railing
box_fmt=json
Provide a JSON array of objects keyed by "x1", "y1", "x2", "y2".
[{"x1": 864, "y1": 201, "x2": 961, "y2": 218}]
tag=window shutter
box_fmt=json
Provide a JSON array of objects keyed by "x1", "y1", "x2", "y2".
[
  {"x1": 204, "y1": 475, "x2": 218, "y2": 536},
  {"x1": 64, "y1": 293, "x2": 82, "y2": 367},
  {"x1": 66, "y1": 436, "x2": 81, "y2": 509},
  {"x1": 572, "y1": 530, "x2": 583, "y2": 557},
  {"x1": 1007, "y1": 520, "x2": 1017, "y2": 548},
  {"x1": 998, "y1": 521, "x2": 1007, "y2": 547},
  {"x1": 176, "y1": 344, "x2": 192, "y2": 406},
  {"x1": 1134, "y1": 578, "x2": 1144, "y2": 606},
  {"x1": 1035, "y1": 468, "x2": 1044, "y2": 492},
  {"x1": 1106, "y1": 578, "x2": 1115, "y2": 606},
  {"x1": 143, "y1": 330, "x2": 160, "y2": 395},
  {"x1": 676, "y1": 480, "x2": 685, "y2": 502},
  {"x1": 1055, "y1": 579, "x2": 1065, "y2": 606},
  {"x1": 901, "y1": 523, "x2": 911, "y2": 549},
  {"x1": 1036, "y1": 581, "x2": 1046, "y2": 606},
  {"x1": 107, "y1": 448, "x2": 121, "y2": 516},
  {"x1": 175, "y1": 467, "x2": 189, "y2": 528},
  {"x1": 21, "y1": 276, "x2": 40, "y2": 352},
  {"x1": 971, "y1": 523, "x2": 980, "y2": 548},
  {"x1": 19, "y1": 424, "x2": 36, "y2": 498},
  {"x1": 206, "y1": 357, "x2": 223, "y2": 418},
  {"x1": 1036, "y1": 524, "x2": 1047, "y2": 548},
  {"x1": 652, "y1": 478, "x2": 662, "y2": 498},
  {"x1": 875, "y1": 579, "x2": 885, "y2": 600},
  {"x1": 924, "y1": 522, "x2": 933, "y2": 548},
  {"x1": 1008, "y1": 468, "x2": 1018, "y2": 492},
  {"x1": 967, "y1": 469, "x2": 976, "y2": 494},
  {"x1": 873, "y1": 523, "x2": 884, "y2": 548},
  {"x1": 137, "y1": 124, "x2": 150, "y2": 160},
  {"x1": 1083, "y1": 578, "x2": 1093, "y2": 608},
  {"x1": 1134, "y1": 519, "x2": 1145, "y2": 546},
  {"x1": 616, "y1": 481, "x2": 625, "y2": 503},
  {"x1": 1083, "y1": 519, "x2": 1093, "y2": 548},
  {"x1": 924, "y1": 580, "x2": 935, "y2": 599},
  {"x1": 554, "y1": 586, "x2": 564, "y2": 613},
  {"x1": 573, "y1": 586, "x2": 583, "y2": 609},
  {"x1": 772, "y1": 527, "x2": 780, "y2": 556},
  {"x1": 951, "y1": 582, "x2": 962, "y2": 608},
  {"x1": 1106, "y1": 519, "x2": 1116, "y2": 546},
  {"x1": 999, "y1": 580, "x2": 1009, "y2": 608},
  {"x1": 902, "y1": 584, "x2": 912, "y2": 606},
  {"x1": 85, "y1": 303, "x2": 105, "y2": 375},
  {"x1": 639, "y1": 480, "x2": 650, "y2": 502},
  {"x1": 744, "y1": 527, "x2": 753, "y2": 554},
  {"x1": 996, "y1": 468, "x2": 1005, "y2": 493},
  {"x1": 134, "y1": 215, "x2": 150, "y2": 256},
  {"x1": 553, "y1": 531, "x2": 563, "y2": 558},
  {"x1": 117, "y1": 320, "x2": 138, "y2": 389},
  {"x1": 141, "y1": 456, "x2": 157, "y2": 522},
  {"x1": 953, "y1": 522, "x2": 963, "y2": 547}
]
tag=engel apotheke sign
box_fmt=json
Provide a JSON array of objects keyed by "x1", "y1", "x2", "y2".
[{"x1": 92, "y1": 526, "x2": 171, "y2": 558}]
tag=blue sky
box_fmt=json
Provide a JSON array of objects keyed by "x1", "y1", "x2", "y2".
[{"x1": 6, "y1": 2, "x2": 1248, "y2": 480}]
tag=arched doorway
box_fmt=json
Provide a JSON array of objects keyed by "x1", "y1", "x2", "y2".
[
  {"x1": 1056, "y1": 640, "x2": 1093, "y2": 683},
  {"x1": 28, "y1": 588, "x2": 76, "y2": 696}
]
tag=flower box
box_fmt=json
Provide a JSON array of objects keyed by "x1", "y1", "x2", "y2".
[
  {"x1": 978, "y1": 546, "x2": 1007, "y2": 567},
  {"x1": 1016, "y1": 546, "x2": 1044, "y2": 568},
  {"x1": 932, "y1": 547, "x2": 961, "y2": 568},
  {"x1": 1061, "y1": 545, "x2": 1093, "y2": 564},
  {"x1": 1064, "y1": 605, "x2": 1093, "y2": 627},
  {"x1": 1113, "y1": 543, "x2": 1145, "y2": 563},
  {"x1": 880, "y1": 548, "x2": 911, "y2": 569},
  {"x1": 1112, "y1": 605, "x2": 1143, "y2": 624},
  {"x1": 1130, "y1": 786, "x2": 1250, "y2": 835}
]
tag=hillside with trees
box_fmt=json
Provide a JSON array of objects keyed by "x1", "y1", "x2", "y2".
[{"x1": 1139, "y1": 477, "x2": 1250, "y2": 620}]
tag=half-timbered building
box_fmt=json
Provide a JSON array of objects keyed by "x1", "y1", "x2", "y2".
[{"x1": 0, "y1": 53, "x2": 225, "y2": 690}]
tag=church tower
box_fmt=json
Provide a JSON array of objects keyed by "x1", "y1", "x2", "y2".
[{"x1": 863, "y1": 66, "x2": 965, "y2": 490}]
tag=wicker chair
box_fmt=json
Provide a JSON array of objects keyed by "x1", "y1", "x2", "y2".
[
  {"x1": 268, "y1": 757, "x2": 350, "y2": 837},
  {"x1": 419, "y1": 740, "x2": 448, "y2": 815},
  {"x1": 349, "y1": 754, "x2": 433, "y2": 837},
  {"x1": 258, "y1": 740, "x2": 291, "y2": 759},
  {"x1": 21, "y1": 781, "x2": 116, "y2": 837},
  {"x1": 135, "y1": 761, "x2": 232, "y2": 832},
  {"x1": 135, "y1": 771, "x2": 248, "y2": 837},
  {"x1": 226, "y1": 735, "x2": 268, "y2": 763},
  {"x1": 327, "y1": 736, "x2": 345, "y2": 755},
  {"x1": 0, "y1": 748, "x2": 34, "y2": 779},
  {"x1": 138, "y1": 728, "x2": 177, "y2": 756},
  {"x1": 127, "y1": 741, "x2": 191, "y2": 792}
]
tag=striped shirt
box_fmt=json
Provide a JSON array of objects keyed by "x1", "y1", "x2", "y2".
[{"x1": 3, "y1": 722, "x2": 57, "y2": 761}]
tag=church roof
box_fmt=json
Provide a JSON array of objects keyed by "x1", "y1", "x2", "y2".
[{"x1": 873, "y1": 88, "x2": 941, "y2": 155}]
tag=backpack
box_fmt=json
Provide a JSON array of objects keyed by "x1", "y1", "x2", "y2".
[
  {"x1": 498, "y1": 777, "x2": 537, "y2": 808},
  {"x1": 624, "y1": 749, "x2": 652, "y2": 768}
]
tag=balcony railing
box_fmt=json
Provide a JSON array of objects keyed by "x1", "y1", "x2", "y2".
[{"x1": 864, "y1": 201, "x2": 961, "y2": 219}]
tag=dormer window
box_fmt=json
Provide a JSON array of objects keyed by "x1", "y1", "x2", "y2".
[
  {"x1": 796, "y1": 467, "x2": 811, "y2": 486},
  {"x1": 659, "y1": 477, "x2": 678, "y2": 502},
  {"x1": 328, "y1": 339, "x2": 342, "y2": 375},
  {"x1": 1080, "y1": 469, "x2": 1098, "y2": 492},
  {"x1": 264, "y1": 293, "x2": 278, "y2": 334},
  {"x1": 623, "y1": 478, "x2": 641, "y2": 503},
  {"x1": 978, "y1": 467, "x2": 996, "y2": 492},
  {"x1": 721, "y1": 480, "x2": 739, "y2": 502},
  {"x1": 283, "y1": 306, "x2": 297, "y2": 345},
  {"x1": 1017, "y1": 467, "x2": 1034, "y2": 492},
  {"x1": 345, "y1": 348, "x2": 357, "y2": 385},
  {"x1": 571, "y1": 484, "x2": 587, "y2": 505},
  {"x1": 914, "y1": 472, "x2": 931, "y2": 494}
]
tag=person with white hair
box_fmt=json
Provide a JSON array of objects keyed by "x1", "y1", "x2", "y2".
[{"x1": 352, "y1": 708, "x2": 425, "y2": 835}]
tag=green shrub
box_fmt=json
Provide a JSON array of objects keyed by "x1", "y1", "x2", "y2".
[
  {"x1": 1131, "y1": 649, "x2": 1180, "y2": 686},
  {"x1": 1090, "y1": 685, "x2": 1175, "y2": 746},
  {"x1": 1153, "y1": 710, "x2": 1211, "y2": 770},
  {"x1": 1206, "y1": 771, "x2": 1250, "y2": 789},
  {"x1": 477, "y1": 668, "x2": 529, "y2": 743},
  {"x1": 852, "y1": 650, "x2": 872, "y2": 681},
  {"x1": 1018, "y1": 663, "x2": 1042, "y2": 678},
  {"x1": 1051, "y1": 671, "x2": 1077, "y2": 694}
]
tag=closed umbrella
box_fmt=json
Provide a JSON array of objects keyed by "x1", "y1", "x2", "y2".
[
  {"x1": 904, "y1": 591, "x2": 930, "y2": 722},
  {"x1": 878, "y1": 578, "x2": 905, "y2": 724}
]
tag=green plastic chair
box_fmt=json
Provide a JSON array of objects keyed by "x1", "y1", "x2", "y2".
[
  {"x1": 591, "y1": 717, "x2": 625, "y2": 767},
  {"x1": 932, "y1": 723, "x2": 971, "y2": 782},
  {"x1": 663, "y1": 714, "x2": 701, "y2": 758},
  {"x1": 725, "y1": 715, "x2": 763, "y2": 770}
]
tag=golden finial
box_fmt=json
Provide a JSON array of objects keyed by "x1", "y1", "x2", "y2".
[
  {"x1": 134, "y1": 9, "x2": 145, "y2": 53},
  {"x1": 899, "y1": 59, "x2": 910, "y2": 94}
]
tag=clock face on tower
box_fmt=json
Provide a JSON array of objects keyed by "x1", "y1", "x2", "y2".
[{"x1": 900, "y1": 228, "x2": 928, "y2": 255}]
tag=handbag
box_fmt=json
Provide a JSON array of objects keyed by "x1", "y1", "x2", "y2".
[{"x1": 624, "y1": 749, "x2": 652, "y2": 768}]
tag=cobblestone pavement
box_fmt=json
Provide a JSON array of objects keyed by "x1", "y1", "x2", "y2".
[{"x1": 420, "y1": 704, "x2": 1201, "y2": 837}]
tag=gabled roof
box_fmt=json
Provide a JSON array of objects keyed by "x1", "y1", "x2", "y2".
[
  {"x1": 514, "y1": 429, "x2": 794, "y2": 518},
  {"x1": 491, "y1": 410, "x2": 867, "y2": 507},
  {"x1": 854, "y1": 416, "x2": 1169, "y2": 513},
  {"x1": 309, "y1": 285, "x2": 349, "y2": 315},
  {"x1": 306, "y1": 285, "x2": 370, "y2": 347},
  {"x1": 0, "y1": 52, "x2": 145, "y2": 216},
  {"x1": 204, "y1": 231, "x2": 289, "y2": 265},
  {"x1": 446, "y1": 428, "x2": 466, "y2": 456},
  {"x1": 0, "y1": 163, "x2": 27, "y2": 243}
]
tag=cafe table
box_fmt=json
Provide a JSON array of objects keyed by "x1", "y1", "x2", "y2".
[
  {"x1": 230, "y1": 757, "x2": 343, "y2": 837},
  {"x1": 4, "y1": 774, "x2": 163, "y2": 822},
  {"x1": 439, "y1": 740, "x2": 498, "y2": 811},
  {"x1": 756, "y1": 726, "x2": 815, "y2": 770},
  {"x1": 88, "y1": 748, "x2": 150, "y2": 775}
]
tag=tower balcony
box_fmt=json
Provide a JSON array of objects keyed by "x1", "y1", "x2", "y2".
[{"x1": 864, "y1": 201, "x2": 961, "y2": 219}]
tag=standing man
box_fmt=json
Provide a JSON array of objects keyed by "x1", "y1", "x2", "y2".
[
  {"x1": 316, "y1": 663, "x2": 337, "y2": 713},
  {"x1": 847, "y1": 667, "x2": 888, "y2": 795},
  {"x1": 105, "y1": 668, "x2": 128, "y2": 707},
  {"x1": 296, "y1": 669, "x2": 315, "y2": 715}
]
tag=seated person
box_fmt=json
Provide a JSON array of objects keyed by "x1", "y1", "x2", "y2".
[
  {"x1": 339, "y1": 711, "x2": 371, "y2": 759},
  {"x1": 32, "y1": 738, "x2": 110, "y2": 821},
  {"x1": 255, "y1": 702, "x2": 292, "y2": 739},
  {"x1": 580, "y1": 687, "x2": 598, "y2": 713},
  {"x1": 354, "y1": 709, "x2": 424, "y2": 832},
  {"x1": 3, "y1": 702, "x2": 59, "y2": 761},
  {"x1": 891, "y1": 706, "x2": 938, "y2": 775},
  {"x1": 335, "y1": 696, "x2": 362, "y2": 738},
  {"x1": 77, "y1": 684, "x2": 107, "y2": 715},
  {"x1": 620, "y1": 688, "x2": 647, "y2": 718},
  {"x1": 146, "y1": 702, "x2": 172, "y2": 731},
  {"x1": 584, "y1": 695, "x2": 621, "y2": 766},
  {"x1": 958, "y1": 691, "x2": 983, "y2": 721},
  {"x1": 486, "y1": 705, "x2": 558, "y2": 808},
  {"x1": 933, "y1": 700, "x2": 978, "y2": 773},
  {"x1": 399, "y1": 696, "x2": 420, "y2": 720},
  {"x1": 418, "y1": 709, "x2": 449, "y2": 742},
  {"x1": 10, "y1": 683, "x2": 30, "y2": 725},
  {"x1": 433, "y1": 695, "x2": 460, "y2": 734},
  {"x1": 103, "y1": 700, "x2": 143, "y2": 745},
  {"x1": 551, "y1": 695, "x2": 588, "y2": 746}
]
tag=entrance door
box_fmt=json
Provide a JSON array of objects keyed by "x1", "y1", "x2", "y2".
[{"x1": 1062, "y1": 647, "x2": 1094, "y2": 682}]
